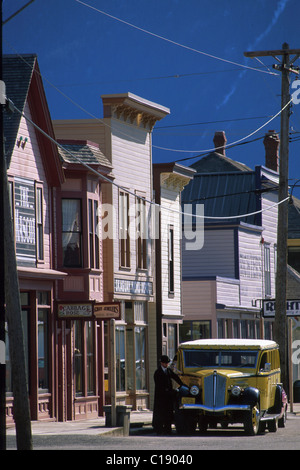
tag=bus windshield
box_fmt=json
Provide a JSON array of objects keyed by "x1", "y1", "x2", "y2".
[{"x1": 183, "y1": 349, "x2": 258, "y2": 369}]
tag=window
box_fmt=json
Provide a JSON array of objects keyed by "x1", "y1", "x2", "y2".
[
  {"x1": 38, "y1": 308, "x2": 49, "y2": 392},
  {"x1": 74, "y1": 321, "x2": 96, "y2": 397},
  {"x1": 89, "y1": 199, "x2": 100, "y2": 269},
  {"x1": 168, "y1": 226, "x2": 174, "y2": 294},
  {"x1": 125, "y1": 302, "x2": 147, "y2": 392},
  {"x1": 38, "y1": 291, "x2": 50, "y2": 393},
  {"x1": 136, "y1": 196, "x2": 147, "y2": 269},
  {"x1": 116, "y1": 326, "x2": 126, "y2": 392},
  {"x1": 180, "y1": 321, "x2": 211, "y2": 343},
  {"x1": 36, "y1": 185, "x2": 44, "y2": 261},
  {"x1": 264, "y1": 244, "x2": 271, "y2": 297},
  {"x1": 74, "y1": 321, "x2": 83, "y2": 396},
  {"x1": 8, "y1": 179, "x2": 14, "y2": 235},
  {"x1": 62, "y1": 199, "x2": 82, "y2": 267},
  {"x1": 119, "y1": 191, "x2": 130, "y2": 268},
  {"x1": 135, "y1": 327, "x2": 146, "y2": 390},
  {"x1": 86, "y1": 321, "x2": 95, "y2": 395},
  {"x1": 167, "y1": 324, "x2": 177, "y2": 363},
  {"x1": 233, "y1": 320, "x2": 240, "y2": 338}
]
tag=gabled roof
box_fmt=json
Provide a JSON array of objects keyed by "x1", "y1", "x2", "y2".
[
  {"x1": 191, "y1": 151, "x2": 252, "y2": 173},
  {"x1": 57, "y1": 140, "x2": 112, "y2": 170},
  {"x1": 4, "y1": 54, "x2": 64, "y2": 186},
  {"x1": 4, "y1": 54, "x2": 35, "y2": 164}
]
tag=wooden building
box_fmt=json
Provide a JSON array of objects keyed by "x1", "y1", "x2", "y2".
[
  {"x1": 54, "y1": 139, "x2": 113, "y2": 421},
  {"x1": 4, "y1": 54, "x2": 65, "y2": 423},
  {"x1": 53, "y1": 92, "x2": 170, "y2": 411},
  {"x1": 181, "y1": 131, "x2": 280, "y2": 342}
]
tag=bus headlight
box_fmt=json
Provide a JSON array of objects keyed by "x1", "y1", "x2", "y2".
[
  {"x1": 190, "y1": 385, "x2": 200, "y2": 396},
  {"x1": 231, "y1": 385, "x2": 242, "y2": 397}
]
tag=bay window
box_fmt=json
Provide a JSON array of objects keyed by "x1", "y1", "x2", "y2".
[{"x1": 62, "y1": 198, "x2": 82, "y2": 267}]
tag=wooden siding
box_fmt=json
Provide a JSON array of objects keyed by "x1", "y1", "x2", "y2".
[
  {"x1": 8, "y1": 103, "x2": 51, "y2": 269},
  {"x1": 261, "y1": 191, "x2": 278, "y2": 299},
  {"x1": 182, "y1": 228, "x2": 236, "y2": 279},
  {"x1": 182, "y1": 280, "x2": 216, "y2": 320},
  {"x1": 109, "y1": 118, "x2": 153, "y2": 284},
  {"x1": 216, "y1": 277, "x2": 240, "y2": 306},
  {"x1": 53, "y1": 120, "x2": 107, "y2": 157},
  {"x1": 160, "y1": 184, "x2": 182, "y2": 317},
  {"x1": 238, "y1": 227, "x2": 263, "y2": 307}
]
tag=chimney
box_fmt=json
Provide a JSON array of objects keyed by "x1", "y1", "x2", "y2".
[
  {"x1": 213, "y1": 131, "x2": 227, "y2": 156},
  {"x1": 263, "y1": 130, "x2": 279, "y2": 172}
]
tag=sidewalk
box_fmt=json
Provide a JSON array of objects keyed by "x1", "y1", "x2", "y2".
[
  {"x1": 6, "y1": 410, "x2": 153, "y2": 438},
  {"x1": 6, "y1": 404, "x2": 300, "y2": 438}
]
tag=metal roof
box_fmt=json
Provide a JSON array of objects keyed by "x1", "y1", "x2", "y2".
[{"x1": 181, "y1": 171, "x2": 259, "y2": 225}]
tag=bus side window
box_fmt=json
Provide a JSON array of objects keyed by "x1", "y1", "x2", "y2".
[{"x1": 259, "y1": 352, "x2": 268, "y2": 371}]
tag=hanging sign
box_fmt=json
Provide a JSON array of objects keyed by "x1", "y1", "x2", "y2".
[
  {"x1": 94, "y1": 302, "x2": 121, "y2": 320},
  {"x1": 57, "y1": 302, "x2": 93, "y2": 319},
  {"x1": 263, "y1": 299, "x2": 300, "y2": 317}
]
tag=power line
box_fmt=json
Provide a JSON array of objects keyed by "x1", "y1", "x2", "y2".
[
  {"x1": 53, "y1": 66, "x2": 271, "y2": 88},
  {"x1": 3, "y1": 45, "x2": 286, "y2": 156},
  {"x1": 155, "y1": 115, "x2": 273, "y2": 130},
  {"x1": 8, "y1": 98, "x2": 290, "y2": 221},
  {"x1": 74, "y1": 0, "x2": 278, "y2": 77}
]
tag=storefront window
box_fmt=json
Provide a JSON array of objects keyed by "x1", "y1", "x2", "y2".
[
  {"x1": 135, "y1": 327, "x2": 146, "y2": 391},
  {"x1": 116, "y1": 326, "x2": 125, "y2": 392},
  {"x1": 38, "y1": 308, "x2": 49, "y2": 392},
  {"x1": 86, "y1": 321, "x2": 95, "y2": 395},
  {"x1": 167, "y1": 324, "x2": 177, "y2": 362},
  {"x1": 75, "y1": 321, "x2": 83, "y2": 396},
  {"x1": 180, "y1": 321, "x2": 211, "y2": 343}
]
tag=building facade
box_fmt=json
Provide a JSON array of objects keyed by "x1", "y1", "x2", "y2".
[
  {"x1": 53, "y1": 92, "x2": 170, "y2": 411},
  {"x1": 181, "y1": 131, "x2": 280, "y2": 343},
  {"x1": 4, "y1": 55, "x2": 65, "y2": 423},
  {"x1": 54, "y1": 139, "x2": 113, "y2": 421}
]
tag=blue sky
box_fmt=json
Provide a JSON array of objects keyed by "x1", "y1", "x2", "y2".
[{"x1": 3, "y1": 0, "x2": 300, "y2": 197}]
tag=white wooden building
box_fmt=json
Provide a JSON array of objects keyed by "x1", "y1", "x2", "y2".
[
  {"x1": 181, "y1": 131, "x2": 280, "y2": 341},
  {"x1": 53, "y1": 93, "x2": 170, "y2": 410}
]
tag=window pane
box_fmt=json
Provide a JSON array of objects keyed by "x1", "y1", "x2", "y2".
[
  {"x1": 38, "y1": 308, "x2": 49, "y2": 392},
  {"x1": 135, "y1": 327, "x2": 146, "y2": 390},
  {"x1": 169, "y1": 227, "x2": 174, "y2": 293},
  {"x1": 115, "y1": 326, "x2": 125, "y2": 392},
  {"x1": 168, "y1": 324, "x2": 177, "y2": 361},
  {"x1": 94, "y1": 200, "x2": 100, "y2": 269},
  {"x1": 74, "y1": 321, "x2": 83, "y2": 396},
  {"x1": 89, "y1": 200, "x2": 94, "y2": 268},
  {"x1": 86, "y1": 321, "x2": 95, "y2": 395},
  {"x1": 62, "y1": 199, "x2": 82, "y2": 267},
  {"x1": 126, "y1": 327, "x2": 134, "y2": 391}
]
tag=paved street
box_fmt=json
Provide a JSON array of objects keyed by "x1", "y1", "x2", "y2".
[{"x1": 6, "y1": 408, "x2": 300, "y2": 451}]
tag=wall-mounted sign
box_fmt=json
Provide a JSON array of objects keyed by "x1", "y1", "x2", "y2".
[
  {"x1": 263, "y1": 299, "x2": 300, "y2": 317},
  {"x1": 14, "y1": 177, "x2": 36, "y2": 265},
  {"x1": 94, "y1": 302, "x2": 121, "y2": 320},
  {"x1": 114, "y1": 278, "x2": 153, "y2": 296},
  {"x1": 57, "y1": 302, "x2": 93, "y2": 318}
]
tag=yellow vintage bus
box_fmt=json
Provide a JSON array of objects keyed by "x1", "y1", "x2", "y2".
[{"x1": 173, "y1": 339, "x2": 287, "y2": 435}]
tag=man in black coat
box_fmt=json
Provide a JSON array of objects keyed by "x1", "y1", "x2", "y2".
[{"x1": 152, "y1": 355, "x2": 183, "y2": 435}]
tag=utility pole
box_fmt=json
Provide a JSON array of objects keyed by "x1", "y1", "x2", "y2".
[
  {"x1": 244, "y1": 43, "x2": 300, "y2": 396},
  {"x1": 0, "y1": 0, "x2": 6, "y2": 451}
]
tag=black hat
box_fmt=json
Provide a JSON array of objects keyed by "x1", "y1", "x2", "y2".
[{"x1": 160, "y1": 355, "x2": 171, "y2": 363}]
